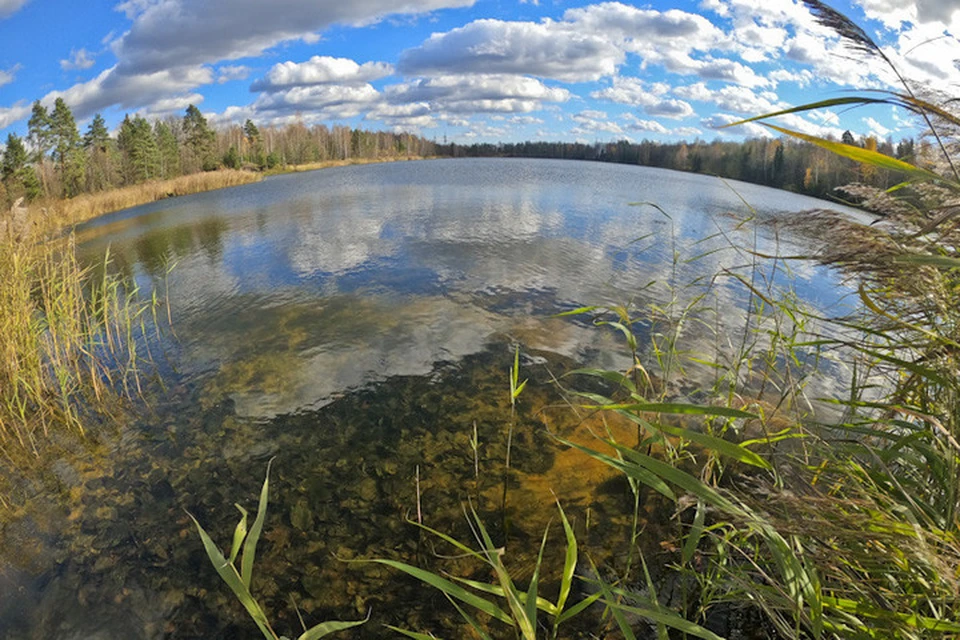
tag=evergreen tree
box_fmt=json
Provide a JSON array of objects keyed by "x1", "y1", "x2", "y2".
[
  {"x1": 118, "y1": 115, "x2": 160, "y2": 183},
  {"x1": 2, "y1": 133, "x2": 42, "y2": 202},
  {"x1": 223, "y1": 146, "x2": 241, "y2": 169},
  {"x1": 154, "y1": 121, "x2": 181, "y2": 179},
  {"x1": 243, "y1": 119, "x2": 260, "y2": 144},
  {"x1": 182, "y1": 104, "x2": 216, "y2": 172},
  {"x1": 243, "y1": 119, "x2": 264, "y2": 167},
  {"x1": 27, "y1": 100, "x2": 52, "y2": 161},
  {"x1": 2, "y1": 133, "x2": 28, "y2": 182},
  {"x1": 50, "y1": 98, "x2": 85, "y2": 196},
  {"x1": 83, "y1": 113, "x2": 111, "y2": 152},
  {"x1": 84, "y1": 113, "x2": 117, "y2": 192}
]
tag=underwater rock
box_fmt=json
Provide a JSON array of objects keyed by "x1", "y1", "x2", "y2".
[{"x1": 290, "y1": 498, "x2": 314, "y2": 531}]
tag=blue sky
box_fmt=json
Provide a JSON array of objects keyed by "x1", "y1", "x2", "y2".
[{"x1": 0, "y1": 0, "x2": 957, "y2": 144}]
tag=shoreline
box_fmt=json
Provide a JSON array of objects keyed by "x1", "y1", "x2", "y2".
[{"x1": 28, "y1": 156, "x2": 434, "y2": 235}]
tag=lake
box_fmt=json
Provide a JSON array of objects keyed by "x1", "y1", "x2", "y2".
[{"x1": 1, "y1": 158, "x2": 858, "y2": 638}]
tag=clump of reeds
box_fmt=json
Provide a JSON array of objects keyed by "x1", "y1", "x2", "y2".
[
  {"x1": 556, "y1": 3, "x2": 960, "y2": 636},
  {"x1": 0, "y1": 182, "x2": 172, "y2": 455},
  {"x1": 0, "y1": 231, "x2": 159, "y2": 454}
]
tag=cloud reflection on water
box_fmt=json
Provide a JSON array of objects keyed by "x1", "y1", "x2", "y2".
[{"x1": 77, "y1": 158, "x2": 857, "y2": 418}]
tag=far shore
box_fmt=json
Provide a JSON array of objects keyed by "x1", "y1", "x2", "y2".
[{"x1": 24, "y1": 155, "x2": 434, "y2": 235}]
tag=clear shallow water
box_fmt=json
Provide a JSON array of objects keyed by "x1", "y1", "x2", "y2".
[
  {"x1": 77, "y1": 158, "x2": 855, "y2": 418},
  {"x1": 2, "y1": 159, "x2": 858, "y2": 638}
]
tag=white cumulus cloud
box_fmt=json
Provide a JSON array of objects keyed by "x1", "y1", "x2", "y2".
[
  {"x1": 252, "y1": 56, "x2": 394, "y2": 91},
  {"x1": 398, "y1": 19, "x2": 623, "y2": 82},
  {"x1": 60, "y1": 49, "x2": 96, "y2": 71}
]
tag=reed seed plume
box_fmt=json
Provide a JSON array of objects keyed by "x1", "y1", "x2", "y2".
[{"x1": 800, "y1": 0, "x2": 883, "y2": 58}]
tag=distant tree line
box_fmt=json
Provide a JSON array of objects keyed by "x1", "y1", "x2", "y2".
[
  {"x1": 436, "y1": 133, "x2": 927, "y2": 200},
  {"x1": 1, "y1": 99, "x2": 437, "y2": 206},
  {"x1": 1, "y1": 95, "x2": 930, "y2": 207}
]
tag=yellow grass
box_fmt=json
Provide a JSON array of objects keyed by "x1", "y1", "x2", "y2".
[
  {"x1": 46, "y1": 169, "x2": 262, "y2": 230},
  {"x1": 0, "y1": 172, "x2": 267, "y2": 452},
  {"x1": 265, "y1": 155, "x2": 435, "y2": 176}
]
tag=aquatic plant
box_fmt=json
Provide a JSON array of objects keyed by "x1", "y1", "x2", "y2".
[
  {"x1": 547, "y1": 3, "x2": 960, "y2": 636},
  {"x1": 190, "y1": 461, "x2": 368, "y2": 640},
  {"x1": 366, "y1": 500, "x2": 608, "y2": 640},
  {"x1": 0, "y1": 229, "x2": 161, "y2": 453}
]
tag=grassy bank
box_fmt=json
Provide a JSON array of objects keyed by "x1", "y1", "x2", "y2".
[
  {"x1": 264, "y1": 155, "x2": 434, "y2": 176},
  {"x1": 37, "y1": 169, "x2": 262, "y2": 230}
]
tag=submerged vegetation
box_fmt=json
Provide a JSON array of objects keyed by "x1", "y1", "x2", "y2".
[{"x1": 4, "y1": 1, "x2": 960, "y2": 638}]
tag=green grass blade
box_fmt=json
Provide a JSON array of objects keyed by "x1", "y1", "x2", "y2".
[
  {"x1": 822, "y1": 597, "x2": 960, "y2": 632},
  {"x1": 555, "y1": 501, "x2": 577, "y2": 617},
  {"x1": 894, "y1": 254, "x2": 960, "y2": 269},
  {"x1": 597, "y1": 320, "x2": 637, "y2": 351},
  {"x1": 525, "y1": 524, "x2": 549, "y2": 630},
  {"x1": 449, "y1": 577, "x2": 558, "y2": 616},
  {"x1": 189, "y1": 514, "x2": 277, "y2": 640},
  {"x1": 242, "y1": 458, "x2": 274, "y2": 589},
  {"x1": 606, "y1": 600, "x2": 724, "y2": 640},
  {"x1": 589, "y1": 402, "x2": 758, "y2": 420},
  {"x1": 758, "y1": 123, "x2": 943, "y2": 182},
  {"x1": 564, "y1": 368, "x2": 637, "y2": 393},
  {"x1": 385, "y1": 626, "x2": 440, "y2": 639},
  {"x1": 604, "y1": 440, "x2": 741, "y2": 514},
  {"x1": 406, "y1": 520, "x2": 488, "y2": 563},
  {"x1": 513, "y1": 379, "x2": 527, "y2": 399},
  {"x1": 446, "y1": 595, "x2": 495, "y2": 640},
  {"x1": 557, "y1": 437, "x2": 676, "y2": 500},
  {"x1": 588, "y1": 558, "x2": 636, "y2": 640},
  {"x1": 722, "y1": 96, "x2": 890, "y2": 127},
  {"x1": 556, "y1": 591, "x2": 602, "y2": 625},
  {"x1": 552, "y1": 305, "x2": 601, "y2": 317},
  {"x1": 366, "y1": 559, "x2": 513, "y2": 625},
  {"x1": 639, "y1": 553, "x2": 668, "y2": 640},
  {"x1": 681, "y1": 500, "x2": 706, "y2": 565},
  {"x1": 230, "y1": 504, "x2": 249, "y2": 565},
  {"x1": 651, "y1": 422, "x2": 772, "y2": 470},
  {"x1": 296, "y1": 611, "x2": 369, "y2": 640}
]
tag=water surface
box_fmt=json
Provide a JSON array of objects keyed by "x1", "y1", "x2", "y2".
[{"x1": 2, "y1": 158, "x2": 858, "y2": 638}]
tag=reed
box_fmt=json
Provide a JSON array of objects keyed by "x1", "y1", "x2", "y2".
[
  {"x1": 0, "y1": 231, "x2": 161, "y2": 453},
  {"x1": 263, "y1": 155, "x2": 432, "y2": 176},
  {"x1": 43, "y1": 169, "x2": 261, "y2": 229},
  {"x1": 190, "y1": 461, "x2": 369, "y2": 640},
  {"x1": 551, "y1": 3, "x2": 960, "y2": 634}
]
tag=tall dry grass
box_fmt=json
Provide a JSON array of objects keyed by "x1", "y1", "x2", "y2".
[
  {"x1": 46, "y1": 169, "x2": 262, "y2": 228},
  {"x1": 264, "y1": 155, "x2": 432, "y2": 176},
  {"x1": 0, "y1": 232, "x2": 159, "y2": 455},
  {"x1": 0, "y1": 171, "x2": 261, "y2": 453}
]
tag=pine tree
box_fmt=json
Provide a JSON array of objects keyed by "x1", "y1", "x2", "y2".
[
  {"x1": 118, "y1": 115, "x2": 160, "y2": 183},
  {"x1": 2, "y1": 133, "x2": 42, "y2": 202},
  {"x1": 83, "y1": 113, "x2": 110, "y2": 152},
  {"x1": 182, "y1": 104, "x2": 216, "y2": 172},
  {"x1": 49, "y1": 98, "x2": 85, "y2": 196},
  {"x1": 2, "y1": 133, "x2": 28, "y2": 182},
  {"x1": 27, "y1": 100, "x2": 52, "y2": 161},
  {"x1": 154, "y1": 121, "x2": 181, "y2": 179},
  {"x1": 243, "y1": 119, "x2": 264, "y2": 167}
]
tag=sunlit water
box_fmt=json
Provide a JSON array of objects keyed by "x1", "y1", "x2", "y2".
[{"x1": 1, "y1": 159, "x2": 860, "y2": 638}]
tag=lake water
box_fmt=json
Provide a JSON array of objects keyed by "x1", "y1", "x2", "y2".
[{"x1": 1, "y1": 158, "x2": 858, "y2": 638}]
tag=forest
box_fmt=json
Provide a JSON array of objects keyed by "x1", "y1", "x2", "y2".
[
  {"x1": 0, "y1": 98, "x2": 438, "y2": 206},
  {"x1": 438, "y1": 132, "x2": 922, "y2": 200},
  {"x1": 1, "y1": 95, "x2": 925, "y2": 211}
]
